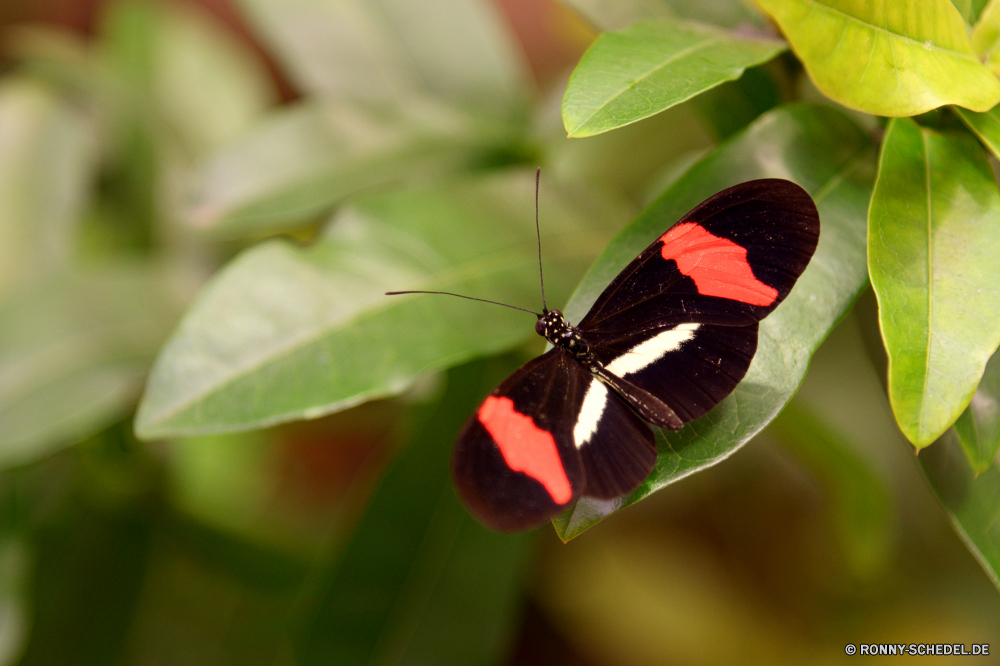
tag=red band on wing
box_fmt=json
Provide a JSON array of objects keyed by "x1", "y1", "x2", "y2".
[
  {"x1": 478, "y1": 396, "x2": 573, "y2": 505},
  {"x1": 659, "y1": 222, "x2": 778, "y2": 306}
]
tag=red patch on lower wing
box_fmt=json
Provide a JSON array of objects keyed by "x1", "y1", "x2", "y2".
[
  {"x1": 478, "y1": 396, "x2": 573, "y2": 505},
  {"x1": 659, "y1": 223, "x2": 778, "y2": 306}
]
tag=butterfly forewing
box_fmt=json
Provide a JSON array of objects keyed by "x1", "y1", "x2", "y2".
[
  {"x1": 579, "y1": 179, "x2": 820, "y2": 332},
  {"x1": 578, "y1": 179, "x2": 818, "y2": 428},
  {"x1": 592, "y1": 322, "x2": 759, "y2": 424}
]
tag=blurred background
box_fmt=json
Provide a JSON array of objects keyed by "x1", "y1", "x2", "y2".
[{"x1": 0, "y1": 0, "x2": 998, "y2": 664}]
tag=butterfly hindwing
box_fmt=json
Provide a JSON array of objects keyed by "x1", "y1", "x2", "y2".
[
  {"x1": 572, "y1": 375, "x2": 657, "y2": 499},
  {"x1": 577, "y1": 179, "x2": 819, "y2": 429},
  {"x1": 453, "y1": 351, "x2": 658, "y2": 530},
  {"x1": 453, "y1": 351, "x2": 586, "y2": 531}
]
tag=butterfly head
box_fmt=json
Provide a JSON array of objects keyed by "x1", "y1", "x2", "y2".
[
  {"x1": 536, "y1": 309, "x2": 592, "y2": 361},
  {"x1": 535, "y1": 309, "x2": 565, "y2": 339}
]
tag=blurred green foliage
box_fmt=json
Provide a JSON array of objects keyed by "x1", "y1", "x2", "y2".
[{"x1": 1, "y1": 0, "x2": 1000, "y2": 664}]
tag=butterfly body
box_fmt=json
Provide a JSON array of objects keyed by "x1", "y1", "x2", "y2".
[
  {"x1": 536, "y1": 310, "x2": 598, "y2": 368},
  {"x1": 450, "y1": 179, "x2": 820, "y2": 532}
]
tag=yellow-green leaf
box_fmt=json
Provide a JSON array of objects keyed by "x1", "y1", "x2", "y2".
[
  {"x1": 755, "y1": 0, "x2": 1000, "y2": 116},
  {"x1": 868, "y1": 118, "x2": 1000, "y2": 448},
  {"x1": 973, "y1": 0, "x2": 1000, "y2": 75}
]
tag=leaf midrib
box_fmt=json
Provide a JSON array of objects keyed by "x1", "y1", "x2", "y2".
[
  {"x1": 143, "y1": 238, "x2": 602, "y2": 428},
  {"x1": 569, "y1": 35, "x2": 725, "y2": 132},
  {"x1": 919, "y1": 127, "x2": 935, "y2": 442},
  {"x1": 801, "y1": 0, "x2": 979, "y2": 62}
]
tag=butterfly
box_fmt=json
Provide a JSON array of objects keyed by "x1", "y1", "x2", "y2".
[{"x1": 391, "y1": 177, "x2": 819, "y2": 531}]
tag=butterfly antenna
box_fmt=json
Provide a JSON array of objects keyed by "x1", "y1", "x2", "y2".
[
  {"x1": 535, "y1": 167, "x2": 548, "y2": 314},
  {"x1": 384, "y1": 290, "x2": 541, "y2": 317},
  {"x1": 384, "y1": 169, "x2": 551, "y2": 320}
]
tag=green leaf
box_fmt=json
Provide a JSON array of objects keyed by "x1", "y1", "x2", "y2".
[
  {"x1": 558, "y1": 0, "x2": 673, "y2": 30},
  {"x1": 919, "y1": 428, "x2": 1000, "y2": 590},
  {"x1": 136, "y1": 170, "x2": 629, "y2": 438},
  {"x1": 554, "y1": 104, "x2": 876, "y2": 539},
  {"x1": 952, "y1": 0, "x2": 991, "y2": 24},
  {"x1": 0, "y1": 268, "x2": 183, "y2": 468},
  {"x1": 147, "y1": 1, "x2": 276, "y2": 156},
  {"x1": 954, "y1": 105, "x2": 1000, "y2": 159},
  {"x1": 868, "y1": 118, "x2": 1000, "y2": 448},
  {"x1": 234, "y1": 0, "x2": 528, "y2": 113},
  {"x1": 14, "y1": 438, "x2": 155, "y2": 665},
  {"x1": 754, "y1": 0, "x2": 1000, "y2": 116},
  {"x1": 294, "y1": 358, "x2": 533, "y2": 666},
  {"x1": 972, "y1": 0, "x2": 1000, "y2": 75},
  {"x1": 545, "y1": 98, "x2": 713, "y2": 200},
  {"x1": 690, "y1": 64, "x2": 783, "y2": 141},
  {"x1": 665, "y1": 0, "x2": 767, "y2": 27},
  {"x1": 771, "y1": 401, "x2": 893, "y2": 580},
  {"x1": 952, "y1": 347, "x2": 1000, "y2": 473},
  {"x1": 562, "y1": 19, "x2": 785, "y2": 137},
  {"x1": 186, "y1": 99, "x2": 494, "y2": 238},
  {"x1": 99, "y1": 0, "x2": 275, "y2": 158},
  {"x1": 0, "y1": 536, "x2": 28, "y2": 666},
  {"x1": 0, "y1": 79, "x2": 96, "y2": 296},
  {"x1": 560, "y1": 0, "x2": 763, "y2": 30}
]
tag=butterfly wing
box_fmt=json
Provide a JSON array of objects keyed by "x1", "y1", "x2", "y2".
[
  {"x1": 453, "y1": 350, "x2": 656, "y2": 531},
  {"x1": 579, "y1": 179, "x2": 819, "y2": 333},
  {"x1": 572, "y1": 374, "x2": 657, "y2": 499},
  {"x1": 580, "y1": 179, "x2": 819, "y2": 427},
  {"x1": 592, "y1": 322, "x2": 760, "y2": 426}
]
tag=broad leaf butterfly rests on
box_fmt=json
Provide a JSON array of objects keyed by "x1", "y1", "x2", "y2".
[{"x1": 387, "y1": 171, "x2": 819, "y2": 531}]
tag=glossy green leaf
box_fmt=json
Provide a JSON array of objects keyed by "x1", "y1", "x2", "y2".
[
  {"x1": 755, "y1": 0, "x2": 1000, "y2": 116},
  {"x1": 136, "y1": 171, "x2": 629, "y2": 438},
  {"x1": 562, "y1": 19, "x2": 785, "y2": 137},
  {"x1": 954, "y1": 105, "x2": 1000, "y2": 159},
  {"x1": 295, "y1": 358, "x2": 533, "y2": 666},
  {"x1": 0, "y1": 268, "x2": 183, "y2": 469},
  {"x1": 0, "y1": 79, "x2": 95, "y2": 296},
  {"x1": 772, "y1": 401, "x2": 893, "y2": 580},
  {"x1": 868, "y1": 118, "x2": 1000, "y2": 448},
  {"x1": 952, "y1": 347, "x2": 1000, "y2": 473},
  {"x1": 973, "y1": 0, "x2": 1000, "y2": 75},
  {"x1": 554, "y1": 104, "x2": 876, "y2": 539},
  {"x1": 919, "y1": 428, "x2": 1000, "y2": 590},
  {"x1": 234, "y1": 0, "x2": 528, "y2": 112},
  {"x1": 186, "y1": 99, "x2": 490, "y2": 238}
]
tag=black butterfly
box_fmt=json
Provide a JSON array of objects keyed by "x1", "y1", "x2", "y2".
[{"x1": 392, "y1": 177, "x2": 819, "y2": 531}]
